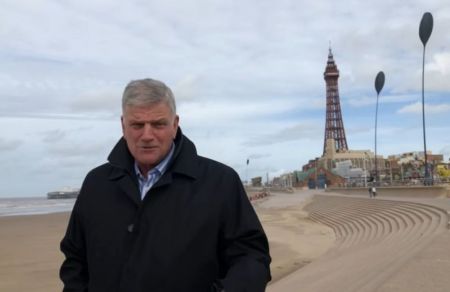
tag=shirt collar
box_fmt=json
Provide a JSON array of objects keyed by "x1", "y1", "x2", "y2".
[{"x1": 134, "y1": 142, "x2": 175, "y2": 179}]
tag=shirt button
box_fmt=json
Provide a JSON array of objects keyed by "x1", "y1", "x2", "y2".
[{"x1": 127, "y1": 224, "x2": 134, "y2": 233}]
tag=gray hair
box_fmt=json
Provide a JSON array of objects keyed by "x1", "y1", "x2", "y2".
[{"x1": 122, "y1": 78, "x2": 176, "y2": 115}]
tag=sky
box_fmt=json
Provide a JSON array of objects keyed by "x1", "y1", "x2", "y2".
[{"x1": 1, "y1": 0, "x2": 449, "y2": 197}]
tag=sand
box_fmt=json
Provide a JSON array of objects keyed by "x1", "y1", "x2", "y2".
[
  {"x1": 253, "y1": 192, "x2": 335, "y2": 282},
  {"x1": 0, "y1": 212, "x2": 69, "y2": 292},
  {"x1": 0, "y1": 189, "x2": 449, "y2": 291}
]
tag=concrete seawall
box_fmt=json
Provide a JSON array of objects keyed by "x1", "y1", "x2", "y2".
[
  {"x1": 245, "y1": 186, "x2": 270, "y2": 201},
  {"x1": 327, "y1": 185, "x2": 450, "y2": 198},
  {"x1": 268, "y1": 193, "x2": 450, "y2": 292}
]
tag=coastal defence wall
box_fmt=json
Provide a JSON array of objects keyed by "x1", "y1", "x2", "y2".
[
  {"x1": 327, "y1": 185, "x2": 450, "y2": 198},
  {"x1": 245, "y1": 186, "x2": 270, "y2": 201}
]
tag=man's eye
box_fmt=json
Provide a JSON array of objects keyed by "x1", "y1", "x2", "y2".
[
  {"x1": 153, "y1": 122, "x2": 167, "y2": 128},
  {"x1": 131, "y1": 123, "x2": 144, "y2": 129}
]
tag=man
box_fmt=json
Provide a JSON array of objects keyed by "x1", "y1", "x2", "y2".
[{"x1": 60, "y1": 79, "x2": 271, "y2": 292}]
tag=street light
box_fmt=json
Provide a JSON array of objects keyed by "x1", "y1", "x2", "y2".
[
  {"x1": 362, "y1": 151, "x2": 370, "y2": 187},
  {"x1": 374, "y1": 71, "x2": 385, "y2": 186},
  {"x1": 315, "y1": 158, "x2": 318, "y2": 189},
  {"x1": 363, "y1": 157, "x2": 367, "y2": 187},
  {"x1": 419, "y1": 12, "x2": 434, "y2": 185}
]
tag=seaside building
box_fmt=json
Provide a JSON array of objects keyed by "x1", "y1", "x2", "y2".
[
  {"x1": 319, "y1": 138, "x2": 384, "y2": 177},
  {"x1": 317, "y1": 48, "x2": 384, "y2": 185},
  {"x1": 295, "y1": 47, "x2": 385, "y2": 188},
  {"x1": 320, "y1": 47, "x2": 384, "y2": 173},
  {"x1": 388, "y1": 151, "x2": 445, "y2": 182},
  {"x1": 390, "y1": 151, "x2": 443, "y2": 165},
  {"x1": 251, "y1": 176, "x2": 263, "y2": 187},
  {"x1": 47, "y1": 187, "x2": 80, "y2": 199},
  {"x1": 281, "y1": 47, "x2": 446, "y2": 189}
]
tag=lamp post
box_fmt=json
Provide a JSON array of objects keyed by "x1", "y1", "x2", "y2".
[
  {"x1": 389, "y1": 160, "x2": 393, "y2": 185},
  {"x1": 374, "y1": 71, "x2": 385, "y2": 186},
  {"x1": 246, "y1": 158, "x2": 249, "y2": 185},
  {"x1": 361, "y1": 151, "x2": 370, "y2": 187},
  {"x1": 363, "y1": 158, "x2": 367, "y2": 187},
  {"x1": 400, "y1": 163, "x2": 404, "y2": 183},
  {"x1": 315, "y1": 158, "x2": 318, "y2": 189},
  {"x1": 419, "y1": 12, "x2": 434, "y2": 185}
]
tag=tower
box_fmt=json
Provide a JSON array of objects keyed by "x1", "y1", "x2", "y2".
[{"x1": 323, "y1": 47, "x2": 348, "y2": 155}]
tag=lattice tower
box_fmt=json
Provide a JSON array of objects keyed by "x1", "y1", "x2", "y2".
[{"x1": 323, "y1": 47, "x2": 348, "y2": 155}]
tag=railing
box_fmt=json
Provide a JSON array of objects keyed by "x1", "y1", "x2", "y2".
[{"x1": 337, "y1": 177, "x2": 450, "y2": 188}]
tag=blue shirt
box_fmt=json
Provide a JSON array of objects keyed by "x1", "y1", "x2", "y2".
[{"x1": 134, "y1": 143, "x2": 175, "y2": 199}]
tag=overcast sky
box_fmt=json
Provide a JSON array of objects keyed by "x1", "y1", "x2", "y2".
[{"x1": 1, "y1": 0, "x2": 449, "y2": 197}]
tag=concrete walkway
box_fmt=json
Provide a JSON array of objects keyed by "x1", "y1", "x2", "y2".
[{"x1": 267, "y1": 191, "x2": 450, "y2": 292}]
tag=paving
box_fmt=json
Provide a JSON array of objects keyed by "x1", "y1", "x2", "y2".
[{"x1": 267, "y1": 190, "x2": 450, "y2": 292}]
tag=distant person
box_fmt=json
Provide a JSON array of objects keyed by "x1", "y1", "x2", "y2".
[
  {"x1": 60, "y1": 78, "x2": 271, "y2": 291},
  {"x1": 371, "y1": 186, "x2": 377, "y2": 198}
]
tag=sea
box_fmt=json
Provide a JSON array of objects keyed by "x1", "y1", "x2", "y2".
[{"x1": 0, "y1": 197, "x2": 76, "y2": 217}]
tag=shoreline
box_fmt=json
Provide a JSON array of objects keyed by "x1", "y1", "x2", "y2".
[{"x1": 0, "y1": 197, "x2": 75, "y2": 217}]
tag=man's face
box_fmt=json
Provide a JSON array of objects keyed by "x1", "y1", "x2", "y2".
[{"x1": 121, "y1": 102, "x2": 179, "y2": 175}]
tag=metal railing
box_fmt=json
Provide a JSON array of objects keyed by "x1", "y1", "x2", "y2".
[{"x1": 338, "y1": 176, "x2": 450, "y2": 188}]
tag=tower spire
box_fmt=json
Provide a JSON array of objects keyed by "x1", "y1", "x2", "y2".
[{"x1": 323, "y1": 47, "x2": 348, "y2": 155}]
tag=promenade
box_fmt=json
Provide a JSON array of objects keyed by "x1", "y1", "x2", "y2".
[{"x1": 262, "y1": 189, "x2": 450, "y2": 292}]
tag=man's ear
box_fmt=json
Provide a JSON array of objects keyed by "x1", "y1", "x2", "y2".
[
  {"x1": 173, "y1": 115, "x2": 180, "y2": 139},
  {"x1": 121, "y1": 116, "x2": 125, "y2": 135}
]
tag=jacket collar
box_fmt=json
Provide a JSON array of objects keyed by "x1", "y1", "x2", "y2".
[
  {"x1": 107, "y1": 127, "x2": 199, "y2": 181},
  {"x1": 168, "y1": 128, "x2": 199, "y2": 180}
]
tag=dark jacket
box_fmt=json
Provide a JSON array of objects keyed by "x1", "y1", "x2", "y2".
[{"x1": 60, "y1": 129, "x2": 271, "y2": 292}]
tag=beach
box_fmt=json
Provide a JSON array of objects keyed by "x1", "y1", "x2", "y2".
[
  {"x1": 0, "y1": 212, "x2": 69, "y2": 292},
  {"x1": 0, "y1": 189, "x2": 449, "y2": 291},
  {"x1": 0, "y1": 191, "x2": 331, "y2": 292},
  {"x1": 253, "y1": 191, "x2": 335, "y2": 282}
]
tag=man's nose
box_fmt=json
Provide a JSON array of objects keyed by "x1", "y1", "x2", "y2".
[{"x1": 141, "y1": 123, "x2": 154, "y2": 140}]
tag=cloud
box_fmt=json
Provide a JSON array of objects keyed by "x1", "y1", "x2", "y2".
[
  {"x1": 46, "y1": 142, "x2": 105, "y2": 159},
  {"x1": 70, "y1": 86, "x2": 121, "y2": 115},
  {"x1": 172, "y1": 74, "x2": 202, "y2": 103},
  {"x1": 248, "y1": 153, "x2": 272, "y2": 160},
  {"x1": 0, "y1": 138, "x2": 22, "y2": 152},
  {"x1": 439, "y1": 145, "x2": 450, "y2": 160},
  {"x1": 180, "y1": 100, "x2": 292, "y2": 126},
  {"x1": 425, "y1": 52, "x2": 450, "y2": 91},
  {"x1": 347, "y1": 93, "x2": 420, "y2": 107},
  {"x1": 244, "y1": 122, "x2": 322, "y2": 146},
  {"x1": 428, "y1": 52, "x2": 450, "y2": 75},
  {"x1": 0, "y1": 112, "x2": 116, "y2": 121},
  {"x1": 41, "y1": 129, "x2": 66, "y2": 143},
  {"x1": 2, "y1": 0, "x2": 450, "y2": 197},
  {"x1": 397, "y1": 102, "x2": 450, "y2": 114}
]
